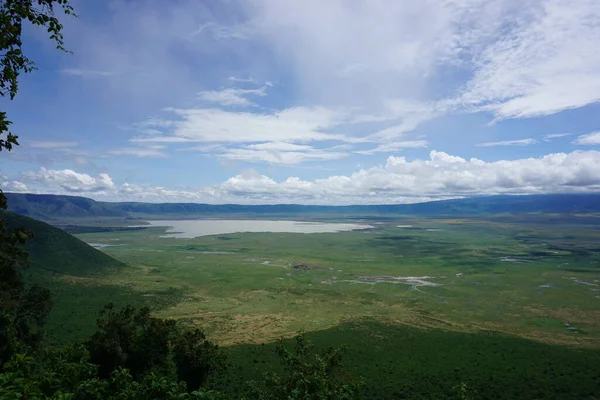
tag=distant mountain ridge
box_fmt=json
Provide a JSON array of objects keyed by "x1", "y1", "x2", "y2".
[{"x1": 4, "y1": 193, "x2": 600, "y2": 222}]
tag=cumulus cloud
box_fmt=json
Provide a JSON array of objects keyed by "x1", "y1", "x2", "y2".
[
  {"x1": 217, "y1": 150, "x2": 600, "y2": 202},
  {"x1": 10, "y1": 150, "x2": 600, "y2": 204},
  {"x1": 23, "y1": 168, "x2": 116, "y2": 193},
  {"x1": 477, "y1": 139, "x2": 537, "y2": 147},
  {"x1": 0, "y1": 175, "x2": 28, "y2": 193},
  {"x1": 574, "y1": 131, "x2": 600, "y2": 145}
]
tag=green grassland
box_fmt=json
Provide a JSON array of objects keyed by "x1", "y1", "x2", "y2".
[
  {"x1": 11, "y1": 211, "x2": 600, "y2": 398},
  {"x1": 70, "y1": 214, "x2": 600, "y2": 348}
]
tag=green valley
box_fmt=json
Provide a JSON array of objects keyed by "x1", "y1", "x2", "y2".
[{"x1": 8, "y1": 205, "x2": 599, "y2": 398}]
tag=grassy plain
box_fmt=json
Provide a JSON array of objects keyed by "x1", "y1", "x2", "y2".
[
  {"x1": 65, "y1": 214, "x2": 600, "y2": 347},
  {"x1": 29, "y1": 212, "x2": 600, "y2": 398}
]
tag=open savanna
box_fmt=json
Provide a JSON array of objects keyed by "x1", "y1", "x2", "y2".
[{"x1": 67, "y1": 214, "x2": 600, "y2": 348}]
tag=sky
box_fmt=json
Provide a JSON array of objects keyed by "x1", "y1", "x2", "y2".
[{"x1": 1, "y1": 0, "x2": 600, "y2": 205}]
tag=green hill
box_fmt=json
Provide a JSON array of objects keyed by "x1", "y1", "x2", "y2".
[
  {"x1": 1, "y1": 212, "x2": 148, "y2": 341},
  {"x1": 2, "y1": 211, "x2": 125, "y2": 275}
]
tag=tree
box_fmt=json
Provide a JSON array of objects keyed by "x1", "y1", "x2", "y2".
[
  {"x1": 87, "y1": 304, "x2": 178, "y2": 379},
  {"x1": 86, "y1": 303, "x2": 226, "y2": 386},
  {"x1": 245, "y1": 334, "x2": 363, "y2": 400},
  {"x1": 173, "y1": 327, "x2": 226, "y2": 391}
]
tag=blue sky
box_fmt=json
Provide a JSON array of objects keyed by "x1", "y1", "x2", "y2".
[{"x1": 1, "y1": 0, "x2": 600, "y2": 204}]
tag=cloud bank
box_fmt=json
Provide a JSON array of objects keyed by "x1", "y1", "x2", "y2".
[{"x1": 10, "y1": 150, "x2": 600, "y2": 204}]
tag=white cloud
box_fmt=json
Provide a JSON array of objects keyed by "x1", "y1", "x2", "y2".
[
  {"x1": 543, "y1": 133, "x2": 571, "y2": 141},
  {"x1": 130, "y1": 137, "x2": 201, "y2": 144},
  {"x1": 228, "y1": 76, "x2": 255, "y2": 83},
  {"x1": 197, "y1": 86, "x2": 267, "y2": 107},
  {"x1": 216, "y1": 150, "x2": 600, "y2": 202},
  {"x1": 247, "y1": 142, "x2": 312, "y2": 151},
  {"x1": 23, "y1": 168, "x2": 115, "y2": 193},
  {"x1": 28, "y1": 141, "x2": 80, "y2": 149},
  {"x1": 574, "y1": 131, "x2": 600, "y2": 145},
  {"x1": 157, "y1": 106, "x2": 353, "y2": 143},
  {"x1": 355, "y1": 141, "x2": 429, "y2": 155},
  {"x1": 218, "y1": 147, "x2": 346, "y2": 165},
  {"x1": 455, "y1": 0, "x2": 600, "y2": 119},
  {"x1": 61, "y1": 68, "x2": 117, "y2": 77},
  {"x1": 0, "y1": 175, "x2": 28, "y2": 193},
  {"x1": 477, "y1": 139, "x2": 537, "y2": 147},
  {"x1": 189, "y1": 22, "x2": 250, "y2": 40},
  {"x1": 108, "y1": 146, "x2": 167, "y2": 158},
  {"x1": 186, "y1": 141, "x2": 347, "y2": 165},
  {"x1": 12, "y1": 150, "x2": 600, "y2": 204}
]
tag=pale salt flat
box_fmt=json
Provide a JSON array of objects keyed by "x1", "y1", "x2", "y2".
[{"x1": 142, "y1": 219, "x2": 374, "y2": 239}]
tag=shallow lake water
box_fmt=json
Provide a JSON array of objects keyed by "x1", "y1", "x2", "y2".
[{"x1": 143, "y1": 219, "x2": 374, "y2": 239}]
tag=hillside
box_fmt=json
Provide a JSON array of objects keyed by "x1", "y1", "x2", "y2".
[
  {"x1": 2, "y1": 211, "x2": 125, "y2": 275},
  {"x1": 5, "y1": 193, "x2": 126, "y2": 221},
  {"x1": 5, "y1": 192, "x2": 600, "y2": 222}
]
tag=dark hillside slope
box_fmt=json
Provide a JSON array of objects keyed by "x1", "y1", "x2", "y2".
[
  {"x1": 5, "y1": 192, "x2": 600, "y2": 221},
  {"x1": 2, "y1": 211, "x2": 125, "y2": 275},
  {"x1": 1, "y1": 212, "x2": 170, "y2": 342}
]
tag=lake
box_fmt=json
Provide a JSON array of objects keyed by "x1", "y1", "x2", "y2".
[{"x1": 143, "y1": 219, "x2": 374, "y2": 239}]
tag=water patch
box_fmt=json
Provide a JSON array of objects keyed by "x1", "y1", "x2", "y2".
[
  {"x1": 539, "y1": 284, "x2": 556, "y2": 288},
  {"x1": 331, "y1": 275, "x2": 440, "y2": 287},
  {"x1": 567, "y1": 277, "x2": 598, "y2": 287},
  {"x1": 89, "y1": 243, "x2": 116, "y2": 249},
  {"x1": 141, "y1": 219, "x2": 374, "y2": 239},
  {"x1": 499, "y1": 257, "x2": 530, "y2": 263}
]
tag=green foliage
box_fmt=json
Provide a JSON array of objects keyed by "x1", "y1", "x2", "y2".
[
  {"x1": 222, "y1": 320, "x2": 600, "y2": 399},
  {"x1": 87, "y1": 304, "x2": 178, "y2": 379},
  {"x1": 0, "y1": 352, "x2": 224, "y2": 400},
  {"x1": 87, "y1": 303, "x2": 226, "y2": 389},
  {"x1": 0, "y1": 309, "x2": 230, "y2": 399},
  {"x1": 244, "y1": 334, "x2": 363, "y2": 400},
  {"x1": 0, "y1": 212, "x2": 51, "y2": 366},
  {"x1": 173, "y1": 328, "x2": 226, "y2": 391}
]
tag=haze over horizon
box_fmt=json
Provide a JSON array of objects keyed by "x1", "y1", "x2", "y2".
[{"x1": 2, "y1": 0, "x2": 600, "y2": 205}]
